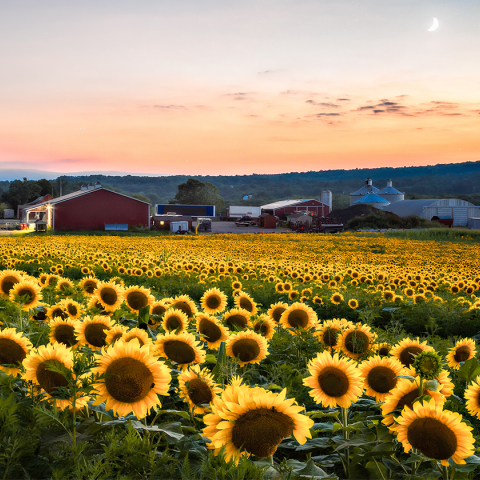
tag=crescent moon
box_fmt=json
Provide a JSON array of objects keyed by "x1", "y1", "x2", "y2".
[{"x1": 427, "y1": 17, "x2": 439, "y2": 31}]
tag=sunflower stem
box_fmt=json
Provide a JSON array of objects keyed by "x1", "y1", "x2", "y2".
[
  {"x1": 442, "y1": 464, "x2": 449, "y2": 480},
  {"x1": 341, "y1": 406, "x2": 350, "y2": 479},
  {"x1": 418, "y1": 377, "x2": 424, "y2": 397}
]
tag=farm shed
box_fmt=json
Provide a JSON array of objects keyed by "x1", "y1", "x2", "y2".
[
  {"x1": 383, "y1": 199, "x2": 480, "y2": 227},
  {"x1": 467, "y1": 218, "x2": 480, "y2": 229},
  {"x1": 261, "y1": 199, "x2": 329, "y2": 219},
  {"x1": 18, "y1": 194, "x2": 53, "y2": 221},
  {"x1": 151, "y1": 215, "x2": 193, "y2": 231},
  {"x1": 23, "y1": 185, "x2": 150, "y2": 231},
  {"x1": 258, "y1": 213, "x2": 277, "y2": 229}
]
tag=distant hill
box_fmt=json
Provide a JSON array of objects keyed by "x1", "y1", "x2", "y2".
[{"x1": 2, "y1": 160, "x2": 479, "y2": 210}]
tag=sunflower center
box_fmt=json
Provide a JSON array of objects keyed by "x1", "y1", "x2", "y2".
[
  {"x1": 84, "y1": 281, "x2": 97, "y2": 294},
  {"x1": 254, "y1": 323, "x2": 269, "y2": 336},
  {"x1": 174, "y1": 301, "x2": 193, "y2": 317},
  {"x1": 67, "y1": 304, "x2": 78, "y2": 316},
  {"x1": 1, "y1": 276, "x2": 19, "y2": 295},
  {"x1": 100, "y1": 287, "x2": 119, "y2": 306},
  {"x1": 239, "y1": 298, "x2": 254, "y2": 312},
  {"x1": 396, "y1": 388, "x2": 420, "y2": 411},
  {"x1": 399, "y1": 347, "x2": 423, "y2": 367},
  {"x1": 165, "y1": 316, "x2": 181, "y2": 331},
  {"x1": 226, "y1": 314, "x2": 248, "y2": 330},
  {"x1": 454, "y1": 346, "x2": 471, "y2": 363},
  {"x1": 367, "y1": 366, "x2": 397, "y2": 393},
  {"x1": 232, "y1": 339, "x2": 261, "y2": 363},
  {"x1": 84, "y1": 323, "x2": 109, "y2": 347},
  {"x1": 378, "y1": 346, "x2": 390, "y2": 357},
  {"x1": 163, "y1": 340, "x2": 196, "y2": 364},
  {"x1": 187, "y1": 378, "x2": 213, "y2": 405},
  {"x1": 0, "y1": 338, "x2": 26, "y2": 365},
  {"x1": 199, "y1": 318, "x2": 222, "y2": 343},
  {"x1": 318, "y1": 367, "x2": 349, "y2": 397},
  {"x1": 105, "y1": 357, "x2": 153, "y2": 403},
  {"x1": 111, "y1": 333, "x2": 124, "y2": 343},
  {"x1": 16, "y1": 288, "x2": 34, "y2": 303},
  {"x1": 36, "y1": 361, "x2": 69, "y2": 396},
  {"x1": 206, "y1": 295, "x2": 221, "y2": 310},
  {"x1": 286, "y1": 310, "x2": 309, "y2": 328},
  {"x1": 54, "y1": 325, "x2": 78, "y2": 347},
  {"x1": 127, "y1": 291, "x2": 148, "y2": 311},
  {"x1": 52, "y1": 308, "x2": 67, "y2": 320},
  {"x1": 271, "y1": 307, "x2": 286, "y2": 322},
  {"x1": 231, "y1": 407, "x2": 295, "y2": 458},
  {"x1": 151, "y1": 305, "x2": 166, "y2": 316},
  {"x1": 407, "y1": 418, "x2": 457, "y2": 461},
  {"x1": 322, "y1": 328, "x2": 340, "y2": 347},
  {"x1": 345, "y1": 331, "x2": 369, "y2": 355}
]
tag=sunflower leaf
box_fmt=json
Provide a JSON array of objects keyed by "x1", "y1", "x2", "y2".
[{"x1": 457, "y1": 357, "x2": 480, "y2": 383}]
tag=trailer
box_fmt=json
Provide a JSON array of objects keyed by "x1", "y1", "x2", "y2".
[
  {"x1": 156, "y1": 204, "x2": 215, "y2": 217},
  {"x1": 226, "y1": 206, "x2": 261, "y2": 220}
]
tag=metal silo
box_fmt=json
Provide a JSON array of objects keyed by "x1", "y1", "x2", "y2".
[
  {"x1": 350, "y1": 178, "x2": 380, "y2": 206},
  {"x1": 320, "y1": 190, "x2": 332, "y2": 212},
  {"x1": 379, "y1": 179, "x2": 404, "y2": 204}
]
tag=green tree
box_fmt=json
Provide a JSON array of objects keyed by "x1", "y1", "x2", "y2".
[
  {"x1": 37, "y1": 178, "x2": 57, "y2": 197},
  {"x1": 1, "y1": 178, "x2": 42, "y2": 212},
  {"x1": 170, "y1": 179, "x2": 225, "y2": 213}
]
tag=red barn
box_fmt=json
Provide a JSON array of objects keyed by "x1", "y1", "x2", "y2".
[
  {"x1": 23, "y1": 185, "x2": 150, "y2": 231},
  {"x1": 18, "y1": 194, "x2": 53, "y2": 221},
  {"x1": 261, "y1": 199, "x2": 329, "y2": 219}
]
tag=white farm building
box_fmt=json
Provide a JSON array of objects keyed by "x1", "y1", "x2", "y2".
[{"x1": 383, "y1": 199, "x2": 480, "y2": 227}]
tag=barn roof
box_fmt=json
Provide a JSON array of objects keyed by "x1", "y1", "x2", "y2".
[
  {"x1": 354, "y1": 193, "x2": 390, "y2": 205},
  {"x1": 261, "y1": 199, "x2": 316, "y2": 210},
  {"x1": 379, "y1": 185, "x2": 404, "y2": 195},
  {"x1": 350, "y1": 185, "x2": 380, "y2": 195},
  {"x1": 24, "y1": 187, "x2": 151, "y2": 211}
]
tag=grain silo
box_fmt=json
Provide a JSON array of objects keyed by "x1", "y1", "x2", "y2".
[
  {"x1": 350, "y1": 178, "x2": 380, "y2": 206},
  {"x1": 379, "y1": 179, "x2": 404, "y2": 204},
  {"x1": 320, "y1": 190, "x2": 332, "y2": 212}
]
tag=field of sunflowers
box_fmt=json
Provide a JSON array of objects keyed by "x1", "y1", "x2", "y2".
[{"x1": 1, "y1": 232, "x2": 480, "y2": 479}]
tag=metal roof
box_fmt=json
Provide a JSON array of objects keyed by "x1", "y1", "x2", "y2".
[
  {"x1": 379, "y1": 185, "x2": 404, "y2": 195},
  {"x1": 354, "y1": 193, "x2": 390, "y2": 204},
  {"x1": 261, "y1": 199, "x2": 314, "y2": 210},
  {"x1": 350, "y1": 185, "x2": 380, "y2": 195},
  {"x1": 24, "y1": 187, "x2": 151, "y2": 211},
  {"x1": 384, "y1": 199, "x2": 475, "y2": 217}
]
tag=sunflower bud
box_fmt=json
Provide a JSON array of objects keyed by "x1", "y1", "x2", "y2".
[{"x1": 412, "y1": 351, "x2": 443, "y2": 380}]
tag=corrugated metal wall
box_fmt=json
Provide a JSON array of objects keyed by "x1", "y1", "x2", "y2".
[{"x1": 423, "y1": 206, "x2": 480, "y2": 226}]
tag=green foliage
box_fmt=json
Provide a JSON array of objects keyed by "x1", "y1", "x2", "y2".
[{"x1": 170, "y1": 178, "x2": 225, "y2": 212}]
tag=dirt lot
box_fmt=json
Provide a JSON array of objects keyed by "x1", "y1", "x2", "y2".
[{"x1": 196, "y1": 221, "x2": 289, "y2": 235}]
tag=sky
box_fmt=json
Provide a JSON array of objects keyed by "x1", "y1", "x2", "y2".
[{"x1": 0, "y1": 0, "x2": 479, "y2": 178}]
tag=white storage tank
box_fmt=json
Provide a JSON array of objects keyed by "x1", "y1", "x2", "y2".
[
  {"x1": 170, "y1": 221, "x2": 189, "y2": 233},
  {"x1": 320, "y1": 190, "x2": 332, "y2": 212},
  {"x1": 379, "y1": 179, "x2": 404, "y2": 204}
]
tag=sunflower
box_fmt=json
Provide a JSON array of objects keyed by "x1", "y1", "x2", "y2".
[
  {"x1": 231, "y1": 280, "x2": 242, "y2": 290},
  {"x1": 178, "y1": 364, "x2": 222, "y2": 414},
  {"x1": 87, "y1": 296, "x2": 112, "y2": 316},
  {"x1": 381, "y1": 378, "x2": 445, "y2": 431},
  {"x1": 60, "y1": 299, "x2": 82, "y2": 320},
  {"x1": 465, "y1": 376, "x2": 480, "y2": 418},
  {"x1": 376, "y1": 343, "x2": 392, "y2": 357},
  {"x1": 122, "y1": 328, "x2": 154, "y2": 350},
  {"x1": 8, "y1": 279, "x2": 42, "y2": 311},
  {"x1": 267, "y1": 302, "x2": 288, "y2": 323},
  {"x1": 196, "y1": 314, "x2": 230, "y2": 349},
  {"x1": 94, "y1": 281, "x2": 124, "y2": 312},
  {"x1": 390, "y1": 338, "x2": 434, "y2": 368},
  {"x1": 79, "y1": 277, "x2": 99, "y2": 296},
  {"x1": 275, "y1": 283, "x2": 284, "y2": 293},
  {"x1": 31, "y1": 305, "x2": 49, "y2": 323},
  {"x1": 172, "y1": 295, "x2": 198, "y2": 319},
  {"x1": 203, "y1": 384, "x2": 313, "y2": 462},
  {"x1": 279, "y1": 303, "x2": 317, "y2": 332},
  {"x1": 47, "y1": 304, "x2": 68, "y2": 321},
  {"x1": 105, "y1": 325, "x2": 129, "y2": 345},
  {"x1": 446, "y1": 338, "x2": 476, "y2": 370},
  {"x1": 303, "y1": 351, "x2": 364, "y2": 408},
  {"x1": 234, "y1": 292, "x2": 258, "y2": 315},
  {"x1": 338, "y1": 324, "x2": 376, "y2": 360},
  {"x1": 223, "y1": 308, "x2": 252, "y2": 331},
  {"x1": 57, "y1": 278, "x2": 74, "y2": 292},
  {"x1": 0, "y1": 328, "x2": 32, "y2": 376},
  {"x1": 0, "y1": 269, "x2": 23, "y2": 299},
  {"x1": 23, "y1": 343, "x2": 77, "y2": 410},
  {"x1": 226, "y1": 330, "x2": 269, "y2": 366},
  {"x1": 92, "y1": 340, "x2": 171, "y2": 419},
  {"x1": 75, "y1": 316, "x2": 114, "y2": 350},
  {"x1": 330, "y1": 293, "x2": 344, "y2": 305},
  {"x1": 395, "y1": 399, "x2": 475, "y2": 466},
  {"x1": 45, "y1": 274, "x2": 59, "y2": 287},
  {"x1": 200, "y1": 288, "x2": 228, "y2": 315},
  {"x1": 49, "y1": 318, "x2": 80, "y2": 347},
  {"x1": 155, "y1": 332, "x2": 205, "y2": 368},
  {"x1": 358, "y1": 356, "x2": 405, "y2": 402},
  {"x1": 124, "y1": 286, "x2": 155, "y2": 313},
  {"x1": 314, "y1": 319, "x2": 344, "y2": 350},
  {"x1": 252, "y1": 314, "x2": 276, "y2": 340},
  {"x1": 348, "y1": 299, "x2": 359, "y2": 309},
  {"x1": 288, "y1": 290, "x2": 300, "y2": 301},
  {"x1": 161, "y1": 308, "x2": 189, "y2": 334},
  {"x1": 150, "y1": 300, "x2": 169, "y2": 317}
]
